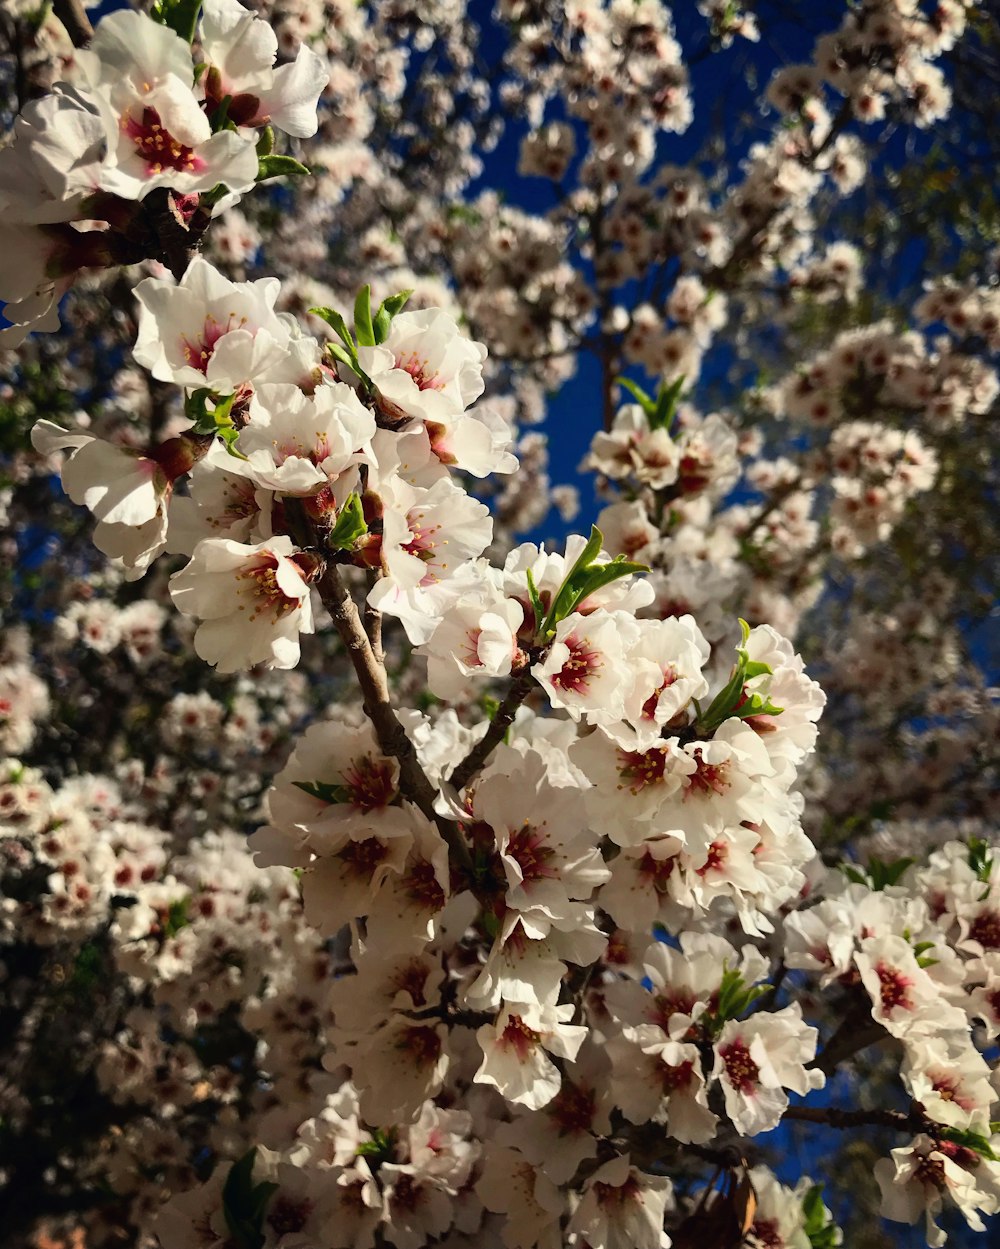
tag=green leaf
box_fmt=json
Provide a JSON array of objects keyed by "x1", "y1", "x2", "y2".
[
  {"x1": 151, "y1": 0, "x2": 202, "y2": 42},
  {"x1": 327, "y1": 492, "x2": 368, "y2": 552},
  {"x1": 560, "y1": 556, "x2": 649, "y2": 618},
  {"x1": 540, "y1": 526, "x2": 605, "y2": 636},
  {"x1": 255, "y1": 125, "x2": 274, "y2": 157},
  {"x1": 801, "y1": 1184, "x2": 841, "y2": 1249},
  {"x1": 183, "y1": 389, "x2": 247, "y2": 459},
  {"x1": 356, "y1": 1127, "x2": 395, "y2": 1163},
  {"x1": 163, "y1": 895, "x2": 190, "y2": 939},
  {"x1": 373, "y1": 289, "x2": 414, "y2": 343},
  {"x1": 256, "y1": 154, "x2": 311, "y2": 182},
  {"x1": 353, "y1": 285, "x2": 376, "y2": 347},
  {"x1": 292, "y1": 779, "x2": 351, "y2": 804},
  {"x1": 968, "y1": 837, "x2": 993, "y2": 882},
  {"x1": 309, "y1": 306, "x2": 355, "y2": 353},
  {"x1": 615, "y1": 375, "x2": 657, "y2": 418},
  {"x1": 325, "y1": 341, "x2": 358, "y2": 370},
  {"x1": 525, "y1": 567, "x2": 544, "y2": 635},
  {"x1": 222, "y1": 1148, "x2": 277, "y2": 1249},
  {"x1": 650, "y1": 374, "x2": 686, "y2": 430},
  {"x1": 695, "y1": 619, "x2": 781, "y2": 735}
]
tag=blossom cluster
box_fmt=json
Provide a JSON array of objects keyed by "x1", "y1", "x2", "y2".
[
  {"x1": 0, "y1": 0, "x2": 327, "y2": 345},
  {"x1": 2, "y1": 2, "x2": 998, "y2": 1248}
]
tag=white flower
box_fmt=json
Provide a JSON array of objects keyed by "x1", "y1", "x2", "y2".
[
  {"x1": 712, "y1": 1004, "x2": 823, "y2": 1135},
  {"x1": 875, "y1": 1135, "x2": 1000, "y2": 1247},
  {"x1": 0, "y1": 90, "x2": 103, "y2": 225},
  {"x1": 357, "y1": 308, "x2": 487, "y2": 425},
  {"x1": 133, "y1": 256, "x2": 301, "y2": 391},
  {"x1": 567, "y1": 1154, "x2": 673, "y2": 1249},
  {"x1": 30, "y1": 420, "x2": 190, "y2": 578},
  {"x1": 613, "y1": 614, "x2": 711, "y2": 749},
  {"x1": 855, "y1": 934, "x2": 967, "y2": 1039},
  {"x1": 415, "y1": 575, "x2": 522, "y2": 702},
  {"x1": 169, "y1": 535, "x2": 315, "y2": 671},
  {"x1": 199, "y1": 0, "x2": 329, "y2": 137},
  {"x1": 475, "y1": 1000, "x2": 587, "y2": 1110},
  {"x1": 901, "y1": 1035, "x2": 995, "y2": 1134},
  {"x1": 75, "y1": 10, "x2": 259, "y2": 200},
  {"x1": 234, "y1": 381, "x2": 374, "y2": 495},
  {"x1": 473, "y1": 749, "x2": 609, "y2": 937},
  {"x1": 476, "y1": 1145, "x2": 564, "y2": 1249},
  {"x1": 533, "y1": 611, "x2": 636, "y2": 725}
]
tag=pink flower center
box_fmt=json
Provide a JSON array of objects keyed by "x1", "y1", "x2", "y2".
[
  {"x1": 550, "y1": 633, "x2": 601, "y2": 695},
  {"x1": 399, "y1": 1024, "x2": 441, "y2": 1067},
  {"x1": 268, "y1": 1196, "x2": 314, "y2": 1236},
  {"x1": 915, "y1": 1154, "x2": 946, "y2": 1190},
  {"x1": 638, "y1": 849, "x2": 677, "y2": 894},
  {"x1": 970, "y1": 909, "x2": 1000, "y2": 949},
  {"x1": 640, "y1": 667, "x2": 677, "y2": 720},
  {"x1": 659, "y1": 1057, "x2": 695, "y2": 1092},
  {"x1": 402, "y1": 511, "x2": 445, "y2": 570},
  {"x1": 685, "y1": 749, "x2": 730, "y2": 797},
  {"x1": 180, "y1": 311, "x2": 249, "y2": 375},
  {"x1": 749, "y1": 1218, "x2": 783, "y2": 1247},
  {"x1": 617, "y1": 747, "x2": 668, "y2": 793},
  {"x1": 652, "y1": 989, "x2": 696, "y2": 1031},
  {"x1": 339, "y1": 837, "x2": 389, "y2": 878},
  {"x1": 930, "y1": 1070, "x2": 974, "y2": 1110},
  {"x1": 720, "y1": 1038, "x2": 759, "y2": 1093},
  {"x1": 121, "y1": 107, "x2": 206, "y2": 176},
  {"x1": 506, "y1": 822, "x2": 556, "y2": 885},
  {"x1": 238, "y1": 556, "x2": 301, "y2": 620},
  {"x1": 342, "y1": 755, "x2": 396, "y2": 811},
  {"x1": 593, "y1": 1176, "x2": 642, "y2": 1209},
  {"x1": 548, "y1": 1081, "x2": 595, "y2": 1136},
  {"x1": 696, "y1": 839, "x2": 728, "y2": 877},
  {"x1": 404, "y1": 859, "x2": 447, "y2": 911},
  {"x1": 874, "y1": 961, "x2": 914, "y2": 1013},
  {"x1": 499, "y1": 1014, "x2": 542, "y2": 1062},
  {"x1": 459, "y1": 627, "x2": 483, "y2": 667},
  {"x1": 396, "y1": 351, "x2": 445, "y2": 391}
]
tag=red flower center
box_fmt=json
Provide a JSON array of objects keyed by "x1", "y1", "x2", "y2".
[{"x1": 121, "y1": 107, "x2": 205, "y2": 176}]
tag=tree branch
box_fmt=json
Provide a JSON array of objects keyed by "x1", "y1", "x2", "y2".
[
  {"x1": 316, "y1": 565, "x2": 476, "y2": 882},
  {"x1": 448, "y1": 666, "x2": 535, "y2": 793},
  {"x1": 783, "y1": 1103, "x2": 928, "y2": 1133},
  {"x1": 808, "y1": 1016, "x2": 889, "y2": 1076}
]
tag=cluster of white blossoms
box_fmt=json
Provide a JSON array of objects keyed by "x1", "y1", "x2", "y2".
[
  {"x1": 0, "y1": 0, "x2": 327, "y2": 345},
  {"x1": 29, "y1": 243, "x2": 999, "y2": 1245},
  {"x1": 5, "y1": 3, "x2": 1000, "y2": 1248}
]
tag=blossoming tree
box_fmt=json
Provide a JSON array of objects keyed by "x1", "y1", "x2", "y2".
[{"x1": 1, "y1": 2, "x2": 998, "y2": 1249}]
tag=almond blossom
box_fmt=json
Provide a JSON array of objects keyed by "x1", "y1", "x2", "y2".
[{"x1": 168, "y1": 535, "x2": 316, "y2": 671}]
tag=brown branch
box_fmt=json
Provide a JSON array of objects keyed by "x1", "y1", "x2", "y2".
[
  {"x1": 53, "y1": 0, "x2": 93, "y2": 47},
  {"x1": 448, "y1": 666, "x2": 535, "y2": 793},
  {"x1": 364, "y1": 570, "x2": 384, "y2": 666},
  {"x1": 783, "y1": 1103, "x2": 928, "y2": 1133},
  {"x1": 316, "y1": 565, "x2": 476, "y2": 882},
  {"x1": 808, "y1": 1016, "x2": 889, "y2": 1076}
]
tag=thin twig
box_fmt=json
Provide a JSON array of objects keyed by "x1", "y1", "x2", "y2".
[
  {"x1": 448, "y1": 667, "x2": 535, "y2": 793},
  {"x1": 316, "y1": 565, "x2": 476, "y2": 883},
  {"x1": 783, "y1": 1103, "x2": 927, "y2": 1133}
]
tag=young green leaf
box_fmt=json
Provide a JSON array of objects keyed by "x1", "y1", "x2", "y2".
[
  {"x1": 615, "y1": 375, "x2": 656, "y2": 418},
  {"x1": 354, "y1": 285, "x2": 376, "y2": 347},
  {"x1": 327, "y1": 492, "x2": 369, "y2": 552},
  {"x1": 256, "y1": 154, "x2": 311, "y2": 182},
  {"x1": 151, "y1": 0, "x2": 202, "y2": 43},
  {"x1": 650, "y1": 374, "x2": 686, "y2": 430}
]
